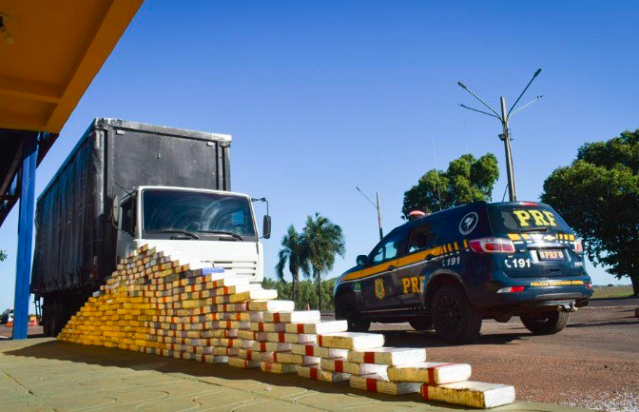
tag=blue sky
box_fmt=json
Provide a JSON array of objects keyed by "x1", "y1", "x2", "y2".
[{"x1": 1, "y1": 0, "x2": 638, "y2": 310}]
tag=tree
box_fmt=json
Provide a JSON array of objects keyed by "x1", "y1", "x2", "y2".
[
  {"x1": 274, "y1": 225, "x2": 308, "y2": 307},
  {"x1": 261, "y1": 278, "x2": 337, "y2": 310},
  {"x1": 301, "y1": 213, "x2": 345, "y2": 310},
  {"x1": 402, "y1": 153, "x2": 499, "y2": 218},
  {"x1": 0, "y1": 250, "x2": 6, "y2": 261},
  {"x1": 541, "y1": 130, "x2": 639, "y2": 296}
]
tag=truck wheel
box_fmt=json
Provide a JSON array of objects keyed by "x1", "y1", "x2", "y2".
[
  {"x1": 431, "y1": 285, "x2": 481, "y2": 343},
  {"x1": 335, "y1": 295, "x2": 370, "y2": 332},
  {"x1": 409, "y1": 318, "x2": 433, "y2": 331},
  {"x1": 520, "y1": 311, "x2": 570, "y2": 335}
]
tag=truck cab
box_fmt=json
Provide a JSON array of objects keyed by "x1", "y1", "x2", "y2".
[{"x1": 115, "y1": 186, "x2": 270, "y2": 281}]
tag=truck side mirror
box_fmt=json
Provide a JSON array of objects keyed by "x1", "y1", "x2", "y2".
[
  {"x1": 111, "y1": 194, "x2": 120, "y2": 227},
  {"x1": 262, "y1": 215, "x2": 271, "y2": 239},
  {"x1": 356, "y1": 255, "x2": 368, "y2": 267}
]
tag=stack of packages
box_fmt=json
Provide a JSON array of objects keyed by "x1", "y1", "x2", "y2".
[
  {"x1": 59, "y1": 244, "x2": 515, "y2": 409},
  {"x1": 58, "y1": 245, "x2": 281, "y2": 364}
]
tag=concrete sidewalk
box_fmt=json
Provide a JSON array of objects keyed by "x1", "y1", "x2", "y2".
[{"x1": 1, "y1": 338, "x2": 589, "y2": 412}]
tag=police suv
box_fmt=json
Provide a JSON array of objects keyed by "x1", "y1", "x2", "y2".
[{"x1": 333, "y1": 201, "x2": 593, "y2": 343}]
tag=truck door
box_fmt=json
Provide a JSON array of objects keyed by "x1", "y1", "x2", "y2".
[
  {"x1": 115, "y1": 195, "x2": 137, "y2": 263},
  {"x1": 361, "y1": 230, "x2": 406, "y2": 311},
  {"x1": 391, "y1": 220, "x2": 442, "y2": 308}
]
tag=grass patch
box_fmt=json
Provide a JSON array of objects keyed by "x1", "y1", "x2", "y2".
[{"x1": 592, "y1": 285, "x2": 635, "y2": 299}]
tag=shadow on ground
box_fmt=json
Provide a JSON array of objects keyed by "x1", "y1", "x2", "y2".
[{"x1": 3, "y1": 339, "x2": 474, "y2": 410}]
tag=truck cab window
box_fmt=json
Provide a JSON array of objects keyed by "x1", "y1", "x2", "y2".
[{"x1": 120, "y1": 197, "x2": 136, "y2": 235}]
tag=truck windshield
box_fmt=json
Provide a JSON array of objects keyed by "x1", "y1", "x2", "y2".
[
  {"x1": 487, "y1": 203, "x2": 572, "y2": 233},
  {"x1": 143, "y1": 189, "x2": 257, "y2": 241}
]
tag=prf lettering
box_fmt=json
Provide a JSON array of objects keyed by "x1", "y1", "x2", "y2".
[
  {"x1": 402, "y1": 276, "x2": 425, "y2": 294},
  {"x1": 512, "y1": 209, "x2": 557, "y2": 227}
]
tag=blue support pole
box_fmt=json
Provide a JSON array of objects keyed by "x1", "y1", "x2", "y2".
[{"x1": 12, "y1": 133, "x2": 38, "y2": 340}]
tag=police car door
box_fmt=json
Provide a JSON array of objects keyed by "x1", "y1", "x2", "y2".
[
  {"x1": 361, "y1": 230, "x2": 404, "y2": 311},
  {"x1": 388, "y1": 221, "x2": 434, "y2": 307}
]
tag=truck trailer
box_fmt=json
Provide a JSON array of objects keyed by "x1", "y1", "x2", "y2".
[{"x1": 31, "y1": 118, "x2": 270, "y2": 336}]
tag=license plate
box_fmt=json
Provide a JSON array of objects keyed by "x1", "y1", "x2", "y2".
[{"x1": 538, "y1": 250, "x2": 564, "y2": 260}]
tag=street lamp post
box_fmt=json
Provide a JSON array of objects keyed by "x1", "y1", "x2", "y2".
[
  {"x1": 458, "y1": 68, "x2": 543, "y2": 202},
  {"x1": 355, "y1": 187, "x2": 383, "y2": 241}
]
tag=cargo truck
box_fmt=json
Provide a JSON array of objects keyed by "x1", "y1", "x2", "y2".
[{"x1": 32, "y1": 118, "x2": 271, "y2": 336}]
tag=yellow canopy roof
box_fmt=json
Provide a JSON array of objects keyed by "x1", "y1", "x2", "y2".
[{"x1": 0, "y1": 0, "x2": 143, "y2": 133}]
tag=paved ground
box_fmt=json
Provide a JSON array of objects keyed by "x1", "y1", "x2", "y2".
[
  {"x1": 0, "y1": 338, "x2": 589, "y2": 412},
  {"x1": 368, "y1": 304, "x2": 639, "y2": 412}
]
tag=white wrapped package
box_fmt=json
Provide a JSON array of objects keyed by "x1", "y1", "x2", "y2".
[
  {"x1": 388, "y1": 362, "x2": 471, "y2": 384},
  {"x1": 421, "y1": 381, "x2": 515, "y2": 409},
  {"x1": 318, "y1": 332, "x2": 384, "y2": 350},
  {"x1": 291, "y1": 343, "x2": 349, "y2": 359},
  {"x1": 266, "y1": 332, "x2": 317, "y2": 344},
  {"x1": 228, "y1": 356, "x2": 260, "y2": 368},
  {"x1": 348, "y1": 347, "x2": 427, "y2": 366},
  {"x1": 247, "y1": 300, "x2": 295, "y2": 312},
  {"x1": 263, "y1": 310, "x2": 320, "y2": 323},
  {"x1": 320, "y1": 358, "x2": 387, "y2": 376},
  {"x1": 252, "y1": 341, "x2": 292, "y2": 353},
  {"x1": 298, "y1": 366, "x2": 351, "y2": 383},
  {"x1": 285, "y1": 320, "x2": 348, "y2": 334},
  {"x1": 260, "y1": 361, "x2": 298, "y2": 374},
  {"x1": 350, "y1": 373, "x2": 420, "y2": 395},
  {"x1": 250, "y1": 322, "x2": 286, "y2": 332},
  {"x1": 230, "y1": 289, "x2": 277, "y2": 303},
  {"x1": 273, "y1": 352, "x2": 319, "y2": 366}
]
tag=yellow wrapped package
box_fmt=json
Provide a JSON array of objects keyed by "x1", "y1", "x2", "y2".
[
  {"x1": 421, "y1": 381, "x2": 515, "y2": 409},
  {"x1": 388, "y1": 362, "x2": 471, "y2": 384},
  {"x1": 318, "y1": 332, "x2": 384, "y2": 350},
  {"x1": 350, "y1": 373, "x2": 420, "y2": 395},
  {"x1": 297, "y1": 366, "x2": 350, "y2": 383},
  {"x1": 260, "y1": 361, "x2": 298, "y2": 374}
]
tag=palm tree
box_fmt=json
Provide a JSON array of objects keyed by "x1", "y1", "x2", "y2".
[
  {"x1": 302, "y1": 213, "x2": 345, "y2": 310},
  {"x1": 275, "y1": 225, "x2": 307, "y2": 307}
]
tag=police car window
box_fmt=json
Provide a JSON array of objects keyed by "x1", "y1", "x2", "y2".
[
  {"x1": 407, "y1": 220, "x2": 442, "y2": 253},
  {"x1": 371, "y1": 231, "x2": 404, "y2": 264}
]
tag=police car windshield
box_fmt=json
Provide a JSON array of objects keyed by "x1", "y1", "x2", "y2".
[{"x1": 487, "y1": 204, "x2": 572, "y2": 233}]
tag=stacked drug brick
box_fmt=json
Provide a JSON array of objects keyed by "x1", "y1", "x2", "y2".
[
  {"x1": 58, "y1": 244, "x2": 281, "y2": 364},
  {"x1": 59, "y1": 244, "x2": 515, "y2": 409}
]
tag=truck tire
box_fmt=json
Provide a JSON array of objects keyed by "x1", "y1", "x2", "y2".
[
  {"x1": 431, "y1": 285, "x2": 481, "y2": 343},
  {"x1": 409, "y1": 317, "x2": 433, "y2": 331},
  {"x1": 520, "y1": 311, "x2": 570, "y2": 335},
  {"x1": 335, "y1": 295, "x2": 370, "y2": 332}
]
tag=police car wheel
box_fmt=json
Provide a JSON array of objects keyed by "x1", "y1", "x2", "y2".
[
  {"x1": 409, "y1": 318, "x2": 433, "y2": 331},
  {"x1": 335, "y1": 295, "x2": 370, "y2": 332},
  {"x1": 431, "y1": 285, "x2": 481, "y2": 343},
  {"x1": 520, "y1": 311, "x2": 570, "y2": 335}
]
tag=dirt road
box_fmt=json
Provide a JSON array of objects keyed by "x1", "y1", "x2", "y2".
[{"x1": 370, "y1": 304, "x2": 639, "y2": 412}]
